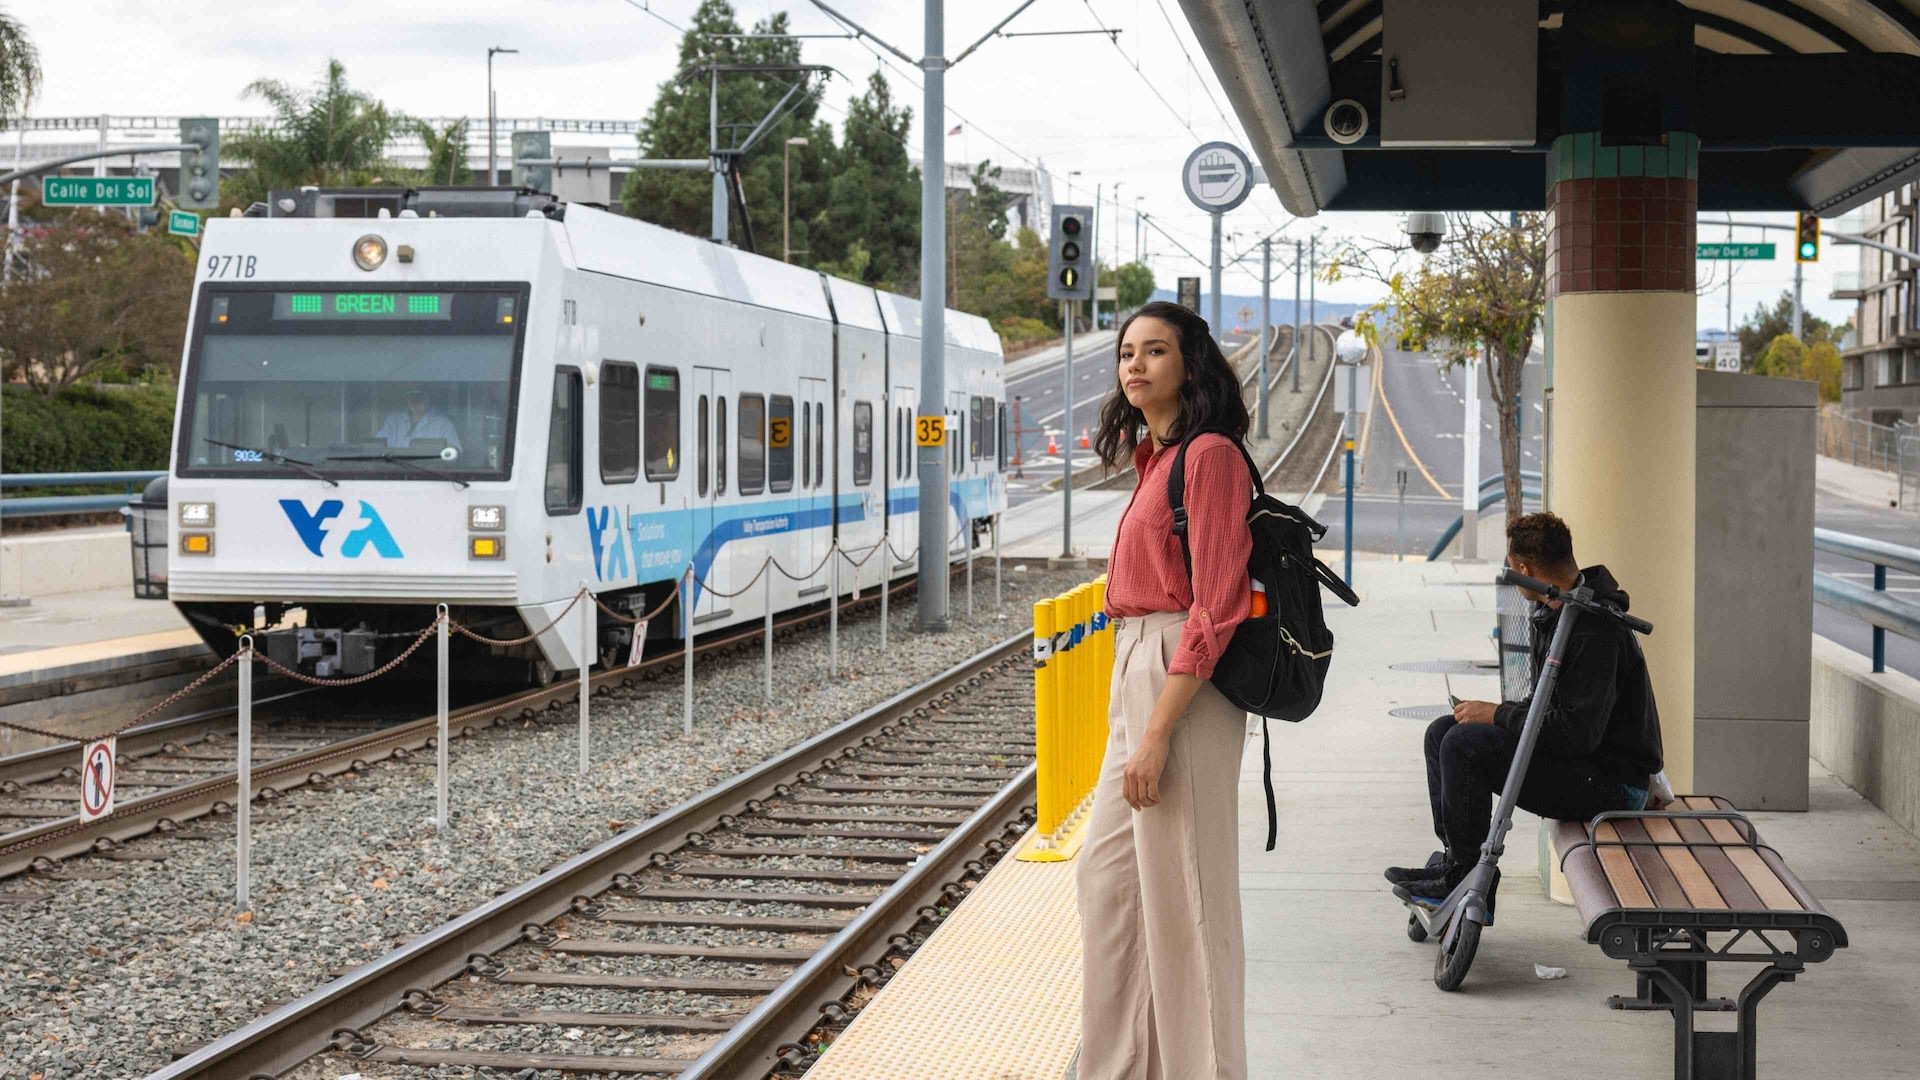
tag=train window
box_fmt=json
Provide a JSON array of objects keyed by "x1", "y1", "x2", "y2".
[
  {"x1": 815, "y1": 403, "x2": 825, "y2": 488},
  {"x1": 997, "y1": 401, "x2": 1008, "y2": 471},
  {"x1": 545, "y1": 368, "x2": 583, "y2": 515},
  {"x1": 738, "y1": 395, "x2": 765, "y2": 495},
  {"x1": 643, "y1": 366, "x2": 680, "y2": 481},
  {"x1": 769, "y1": 395, "x2": 795, "y2": 493},
  {"x1": 853, "y1": 402, "x2": 873, "y2": 486},
  {"x1": 895, "y1": 407, "x2": 904, "y2": 479},
  {"x1": 801, "y1": 400, "x2": 811, "y2": 491},
  {"x1": 970, "y1": 397, "x2": 984, "y2": 460},
  {"x1": 696, "y1": 394, "x2": 709, "y2": 497},
  {"x1": 716, "y1": 396, "x2": 728, "y2": 495},
  {"x1": 600, "y1": 362, "x2": 640, "y2": 484}
]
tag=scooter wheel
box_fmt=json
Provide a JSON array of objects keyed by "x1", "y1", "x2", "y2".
[
  {"x1": 1433, "y1": 914, "x2": 1480, "y2": 991},
  {"x1": 1406, "y1": 911, "x2": 1428, "y2": 943}
]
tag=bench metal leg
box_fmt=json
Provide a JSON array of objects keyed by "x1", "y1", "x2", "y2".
[{"x1": 1636, "y1": 961, "x2": 1801, "y2": 1080}]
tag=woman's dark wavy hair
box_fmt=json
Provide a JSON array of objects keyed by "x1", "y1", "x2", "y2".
[{"x1": 1093, "y1": 300, "x2": 1250, "y2": 471}]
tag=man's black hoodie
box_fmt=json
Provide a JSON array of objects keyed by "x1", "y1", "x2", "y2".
[{"x1": 1492, "y1": 564, "x2": 1664, "y2": 786}]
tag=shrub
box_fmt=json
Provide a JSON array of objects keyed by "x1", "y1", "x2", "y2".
[
  {"x1": 2, "y1": 383, "x2": 176, "y2": 474},
  {"x1": 996, "y1": 316, "x2": 1055, "y2": 354}
]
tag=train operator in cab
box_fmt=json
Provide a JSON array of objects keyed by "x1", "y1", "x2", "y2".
[
  {"x1": 376, "y1": 384, "x2": 463, "y2": 454},
  {"x1": 1388, "y1": 512, "x2": 1665, "y2": 904}
]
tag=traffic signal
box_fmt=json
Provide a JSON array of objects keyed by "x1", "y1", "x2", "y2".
[
  {"x1": 511, "y1": 131, "x2": 552, "y2": 193},
  {"x1": 1048, "y1": 204, "x2": 1094, "y2": 302},
  {"x1": 177, "y1": 118, "x2": 220, "y2": 210},
  {"x1": 1795, "y1": 211, "x2": 1821, "y2": 263}
]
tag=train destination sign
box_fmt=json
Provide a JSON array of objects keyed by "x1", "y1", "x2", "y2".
[
  {"x1": 42, "y1": 175, "x2": 156, "y2": 206},
  {"x1": 273, "y1": 292, "x2": 454, "y2": 320}
]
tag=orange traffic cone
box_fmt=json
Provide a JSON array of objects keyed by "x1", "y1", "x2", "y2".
[
  {"x1": 1078, "y1": 427, "x2": 1091, "y2": 449},
  {"x1": 1047, "y1": 433, "x2": 1060, "y2": 455}
]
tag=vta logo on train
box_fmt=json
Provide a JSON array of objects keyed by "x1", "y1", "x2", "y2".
[{"x1": 279, "y1": 499, "x2": 404, "y2": 559}]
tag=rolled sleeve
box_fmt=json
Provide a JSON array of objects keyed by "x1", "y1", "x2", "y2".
[{"x1": 1167, "y1": 439, "x2": 1252, "y2": 680}]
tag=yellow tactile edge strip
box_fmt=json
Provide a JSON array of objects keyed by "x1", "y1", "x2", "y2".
[{"x1": 809, "y1": 826, "x2": 1083, "y2": 1080}]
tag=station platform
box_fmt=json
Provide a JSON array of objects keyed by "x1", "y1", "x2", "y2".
[
  {"x1": 0, "y1": 586, "x2": 203, "y2": 753},
  {"x1": 813, "y1": 553, "x2": 1920, "y2": 1078}
]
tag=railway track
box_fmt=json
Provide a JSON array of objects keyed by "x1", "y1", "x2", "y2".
[
  {"x1": 152, "y1": 632, "x2": 1035, "y2": 1079},
  {"x1": 0, "y1": 569, "x2": 982, "y2": 882}
]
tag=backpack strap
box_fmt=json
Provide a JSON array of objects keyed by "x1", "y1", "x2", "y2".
[{"x1": 1166, "y1": 433, "x2": 1263, "y2": 582}]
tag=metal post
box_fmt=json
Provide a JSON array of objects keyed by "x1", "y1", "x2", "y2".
[
  {"x1": 578, "y1": 590, "x2": 592, "y2": 774},
  {"x1": 994, "y1": 512, "x2": 1002, "y2": 608},
  {"x1": 1209, "y1": 211, "x2": 1223, "y2": 340},
  {"x1": 1874, "y1": 563, "x2": 1887, "y2": 673},
  {"x1": 1061, "y1": 302, "x2": 1075, "y2": 558},
  {"x1": 880, "y1": 547, "x2": 890, "y2": 652},
  {"x1": 435, "y1": 606, "x2": 449, "y2": 829},
  {"x1": 830, "y1": 541, "x2": 841, "y2": 678},
  {"x1": 1258, "y1": 238, "x2": 1272, "y2": 439},
  {"x1": 1308, "y1": 235, "x2": 1317, "y2": 334},
  {"x1": 1395, "y1": 469, "x2": 1408, "y2": 562},
  {"x1": 1292, "y1": 241, "x2": 1303, "y2": 393},
  {"x1": 1461, "y1": 350, "x2": 1482, "y2": 560},
  {"x1": 683, "y1": 564, "x2": 694, "y2": 735},
  {"x1": 916, "y1": 0, "x2": 951, "y2": 631},
  {"x1": 1012, "y1": 396, "x2": 1025, "y2": 479},
  {"x1": 1344, "y1": 358, "x2": 1357, "y2": 584},
  {"x1": 710, "y1": 67, "x2": 728, "y2": 245},
  {"x1": 764, "y1": 559, "x2": 774, "y2": 704},
  {"x1": 236, "y1": 634, "x2": 253, "y2": 912},
  {"x1": 1793, "y1": 258, "x2": 1805, "y2": 340},
  {"x1": 966, "y1": 527, "x2": 974, "y2": 619},
  {"x1": 94, "y1": 114, "x2": 106, "y2": 217}
]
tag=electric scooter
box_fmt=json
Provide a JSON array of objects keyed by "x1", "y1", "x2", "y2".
[{"x1": 1403, "y1": 567, "x2": 1654, "y2": 991}]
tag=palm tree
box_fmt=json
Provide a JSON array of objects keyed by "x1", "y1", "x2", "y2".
[
  {"x1": 224, "y1": 59, "x2": 402, "y2": 205},
  {"x1": 0, "y1": 8, "x2": 39, "y2": 123},
  {"x1": 411, "y1": 118, "x2": 471, "y2": 187}
]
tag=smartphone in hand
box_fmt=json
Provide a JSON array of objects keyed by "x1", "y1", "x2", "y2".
[{"x1": 1448, "y1": 694, "x2": 1463, "y2": 709}]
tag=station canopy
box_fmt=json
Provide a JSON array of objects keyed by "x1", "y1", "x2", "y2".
[{"x1": 1179, "y1": 0, "x2": 1920, "y2": 214}]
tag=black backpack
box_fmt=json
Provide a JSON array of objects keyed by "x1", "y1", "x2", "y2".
[{"x1": 1168, "y1": 435, "x2": 1359, "y2": 849}]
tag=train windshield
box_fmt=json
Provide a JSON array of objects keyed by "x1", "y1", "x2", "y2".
[{"x1": 176, "y1": 286, "x2": 528, "y2": 482}]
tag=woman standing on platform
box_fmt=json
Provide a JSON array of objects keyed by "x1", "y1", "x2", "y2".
[{"x1": 1078, "y1": 300, "x2": 1253, "y2": 1079}]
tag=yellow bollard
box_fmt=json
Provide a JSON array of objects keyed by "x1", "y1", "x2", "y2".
[
  {"x1": 1032, "y1": 598, "x2": 1060, "y2": 842},
  {"x1": 1021, "y1": 578, "x2": 1114, "y2": 862}
]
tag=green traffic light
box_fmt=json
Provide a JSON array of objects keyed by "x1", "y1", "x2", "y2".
[{"x1": 1800, "y1": 242, "x2": 1817, "y2": 259}]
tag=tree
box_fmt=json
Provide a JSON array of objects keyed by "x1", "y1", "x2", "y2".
[
  {"x1": 813, "y1": 71, "x2": 919, "y2": 289},
  {"x1": 1332, "y1": 212, "x2": 1546, "y2": 525},
  {"x1": 411, "y1": 119, "x2": 471, "y2": 187},
  {"x1": 1806, "y1": 341, "x2": 1843, "y2": 402},
  {"x1": 1736, "y1": 291, "x2": 1835, "y2": 368},
  {"x1": 1105, "y1": 262, "x2": 1156, "y2": 310},
  {"x1": 0, "y1": 206, "x2": 195, "y2": 392},
  {"x1": 1752, "y1": 332, "x2": 1842, "y2": 401},
  {"x1": 0, "y1": 8, "x2": 40, "y2": 124},
  {"x1": 224, "y1": 60, "x2": 402, "y2": 207}
]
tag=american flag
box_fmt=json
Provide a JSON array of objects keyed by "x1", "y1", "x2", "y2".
[{"x1": 947, "y1": 123, "x2": 963, "y2": 136}]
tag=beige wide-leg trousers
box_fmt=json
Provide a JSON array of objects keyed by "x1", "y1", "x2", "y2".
[{"x1": 1076, "y1": 609, "x2": 1249, "y2": 1080}]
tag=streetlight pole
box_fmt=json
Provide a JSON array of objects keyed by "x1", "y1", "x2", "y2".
[
  {"x1": 486, "y1": 46, "x2": 519, "y2": 187},
  {"x1": 1112, "y1": 181, "x2": 1123, "y2": 271},
  {"x1": 1133, "y1": 195, "x2": 1143, "y2": 263},
  {"x1": 783, "y1": 136, "x2": 809, "y2": 262}
]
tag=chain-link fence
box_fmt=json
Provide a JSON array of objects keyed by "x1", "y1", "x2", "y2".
[
  {"x1": 1819, "y1": 411, "x2": 1903, "y2": 473},
  {"x1": 1901, "y1": 429, "x2": 1920, "y2": 511}
]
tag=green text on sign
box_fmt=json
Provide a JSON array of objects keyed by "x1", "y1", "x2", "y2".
[
  {"x1": 167, "y1": 210, "x2": 200, "y2": 238},
  {"x1": 42, "y1": 175, "x2": 156, "y2": 207},
  {"x1": 1696, "y1": 242, "x2": 1776, "y2": 260}
]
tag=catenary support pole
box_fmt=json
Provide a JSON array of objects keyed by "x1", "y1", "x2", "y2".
[
  {"x1": 436, "y1": 606, "x2": 449, "y2": 829},
  {"x1": 683, "y1": 565, "x2": 694, "y2": 735},
  {"x1": 1292, "y1": 241, "x2": 1303, "y2": 393},
  {"x1": 710, "y1": 67, "x2": 728, "y2": 245},
  {"x1": 236, "y1": 635, "x2": 253, "y2": 912},
  {"x1": 915, "y1": 0, "x2": 951, "y2": 632},
  {"x1": 578, "y1": 589, "x2": 592, "y2": 774}
]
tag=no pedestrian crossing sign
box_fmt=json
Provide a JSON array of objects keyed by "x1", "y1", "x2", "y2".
[
  {"x1": 42, "y1": 175, "x2": 156, "y2": 207},
  {"x1": 79, "y1": 736, "x2": 117, "y2": 821},
  {"x1": 167, "y1": 210, "x2": 200, "y2": 238},
  {"x1": 1696, "y1": 242, "x2": 1775, "y2": 260}
]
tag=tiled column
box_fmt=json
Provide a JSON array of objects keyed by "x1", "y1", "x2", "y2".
[{"x1": 1544, "y1": 132, "x2": 1699, "y2": 788}]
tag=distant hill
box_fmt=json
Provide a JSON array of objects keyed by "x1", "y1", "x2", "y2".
[{"x1": 1149, "y1": 289, "x2": 1371, "y2": 331}]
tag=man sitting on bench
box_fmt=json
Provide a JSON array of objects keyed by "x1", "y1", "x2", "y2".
[{"x1": 1389, "y1": 512, "x2": 1665, "y2": 903}]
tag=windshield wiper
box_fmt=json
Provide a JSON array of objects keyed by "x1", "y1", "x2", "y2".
[
  {"x1": 202, "y1": 438, "x2": 340, "y2": 487},
  {"x1": 327, "y1": 451, "x2": 471, "y2": 489}
]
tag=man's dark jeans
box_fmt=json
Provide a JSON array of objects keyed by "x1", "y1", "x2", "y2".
[{"x1": 1424, "y1": 716, "x2": 1644, "y2": 866}]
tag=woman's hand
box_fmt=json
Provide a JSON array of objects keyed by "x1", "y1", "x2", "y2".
[{"x1": 1124, "y1": 729, "x2": 1171, "y2": 809}]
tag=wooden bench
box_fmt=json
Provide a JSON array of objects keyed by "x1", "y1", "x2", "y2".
[{"x1": 1554, "y1": 796, "x2": 1848, "y2": 1080}]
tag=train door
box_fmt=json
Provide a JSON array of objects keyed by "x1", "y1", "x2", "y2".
[
  {"x1": 800, "y1": 376, "x2": 830, "y2": 584},
  {"x1": 948, "y1": 389, "x2": 969, "y2": 552},
  {"x1": 892, "y1": 383, "x2": 916, "y2": 568},
  {"x1": 693, "y1": 366, "x2": 731, "y2": 621}
]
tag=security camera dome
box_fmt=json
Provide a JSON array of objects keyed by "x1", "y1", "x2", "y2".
[{"x1": 1405, "y1": 212, "x2": 1447, "y2": 254}]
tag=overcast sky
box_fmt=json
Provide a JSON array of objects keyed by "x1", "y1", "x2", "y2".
[{"x1": 15, "y1": 0, "x2": 1854, "y2": 332}]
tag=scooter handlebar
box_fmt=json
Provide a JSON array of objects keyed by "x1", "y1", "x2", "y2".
[{"x1": 1493, "y1": 569, "x2": 1654, "y2": 636}]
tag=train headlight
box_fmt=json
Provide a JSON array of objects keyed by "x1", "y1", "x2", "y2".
[
  {"x1": 469, "y1": 536, "x2": 504, "y2": 559},
  {"x1": 468, "y1": 505, "x2": 505, "y2": 531},
  {"x1": 180, "y1": 532, "x2": 214, "y2": 555},
  {"x1": 352, "y1": 234, "x2": 388, "y2": 271},
  {"x1": 177, "y1": 502, "x2": 215, "y2": 527}
]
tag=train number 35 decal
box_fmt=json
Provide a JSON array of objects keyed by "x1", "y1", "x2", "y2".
[{"x1": 915, "y1": 415, "x2": 946, "y2": 447}]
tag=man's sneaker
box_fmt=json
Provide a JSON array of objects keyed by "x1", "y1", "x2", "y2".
[
  {"x1": 1392, "y1": 860, "x2": 1470, "y2": 906},
  {"x1": 1383, "y1": 851, "x2": 1446, "y2": 886}
]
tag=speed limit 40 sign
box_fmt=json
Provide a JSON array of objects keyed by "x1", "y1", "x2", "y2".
[{"x1": 915, "y1": 415, "x2": 946, "y2": 447}]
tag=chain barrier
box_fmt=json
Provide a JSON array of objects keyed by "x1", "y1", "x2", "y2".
[
  {"x1": 249, "y1": 615, "x2": 444, "y2": 687},
  {"x1": 837, "y1": 537, "x2": 886, "y2": 570},
  {"x1": 450, "y1": 588, "x2": 588, "y2": 648},
  {"x1": 770, "y1": 543, "x2": 837, "y2": 583},
  {"x1": 591, "y1": 578, "x2": 683, "y2": 625},
  {"x1": 0, "y1": 646, "x2": 249, "y2": 744},
  {"x1": 691, "y1": 556, "x2": 773, "y2": 600}
]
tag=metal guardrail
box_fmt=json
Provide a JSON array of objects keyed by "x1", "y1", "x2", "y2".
[
  {"x1": 1814, "y1": 527, "x2": 1920, "y2": 673},
  {"x1": 1425, "y1": 477, "x2": 1544, "y2": 561},
  {"x1": 0, "y1": 471, "x2": 162, "y2": 519}
]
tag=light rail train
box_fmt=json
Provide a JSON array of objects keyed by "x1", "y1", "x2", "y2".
[{"x1": 165, "y1": 188, "x2": 1008, "y2": 680}]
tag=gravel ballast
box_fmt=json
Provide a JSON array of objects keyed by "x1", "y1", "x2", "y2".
[{"x1": 0, "y1": 563, "x2": 1091, "y2": 1079}]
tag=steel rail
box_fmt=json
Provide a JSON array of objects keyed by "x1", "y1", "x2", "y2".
[
  {"x1": 1, "y1": 571, "x2": 942, "y2": 879},
  {"x1": 1262, "y1": 328, "x2": 1342, "y2": 491},
  {"x1": 0, "y1": 684, "x2": 309, "y2": 788},
  {"x1": 145, "y1": 630, "x2": 1031, "y2": 1080}
]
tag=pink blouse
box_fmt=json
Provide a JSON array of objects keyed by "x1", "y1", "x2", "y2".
[{"x1": 1105, "y1": 432, "x2": 1252, "y2": 679}]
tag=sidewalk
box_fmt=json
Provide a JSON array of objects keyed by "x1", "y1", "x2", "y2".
[
  {"x1": 0, "y1": 585, "x2": 193, "y2": 665},
  {"x1": 1817, "y1": 452, "x2": 1904, "y2": 510}
]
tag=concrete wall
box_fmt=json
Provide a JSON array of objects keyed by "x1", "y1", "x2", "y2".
[
  {"x1": 1695, "y1": 371, "x2": 1815, "y2": 810},
  {"x1": 0, "y1": 526, "x2": 132, "y2": 597},
  {"x1": 1812, "y1": 634, "x2": 1920, "y2": 836}
]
